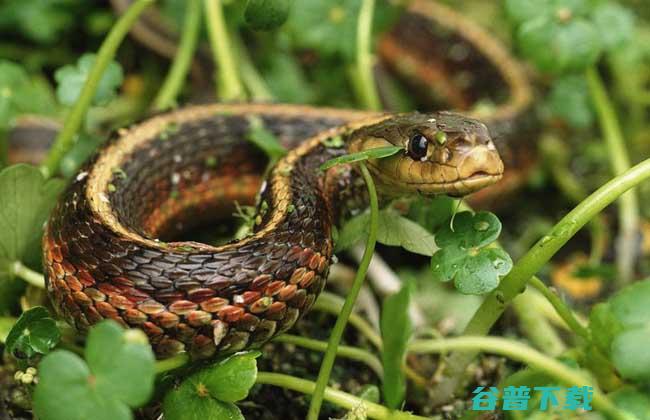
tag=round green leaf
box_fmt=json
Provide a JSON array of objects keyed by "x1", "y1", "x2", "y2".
[
  {"x1": 611, "y1": 327, "x2": 650, "y2": 382},
  {"x1": 453, "y1": 253, "x2": 500, "y2": 295},
  {"x1": 518, "y1": 16, "x2": 601, "y2": 73},
  {"x1": 85, "y1": 321, "x2": 155, "y2": 407},
  {"x1": 5, "y1": 306, "x2": 60, "y2": 359},
  {"x1": 609, "y1": 280, "x2": 650, "y2": 329},
  {"x1": 435, "y1": 211, "x2": 501, "y2": 249},
  {"x1": 54, "y1": 53, "x2": 123, "y2": 106},
  {"x1": 591, "y1": 3, "x2": 634, "y2": 50},
  {"x1": 244, "y1": 0, "x2": 292, "y2": 31},
  {"x1": 198, "y1": 351, "x2": 261, "y2": 403},
  {"x1": 504, "y1": 0, "x2": 552, "y2": 24},
  {"x1": 164, "y1": 381, "x2": 244, "y2": 420},
  {"x1": 589, "y1": 302, "x2": 624, "y2": 356},
  {"x1": 548, "y1": 75, "x2": 593, "y2": 128},
  {"x1": 34, "y1": 350, "x2": 132, "y2": 420}
]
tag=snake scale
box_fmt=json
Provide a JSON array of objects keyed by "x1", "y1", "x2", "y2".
[{"x1": 41, "y1": 1, "x2": 534, "y2": 359}]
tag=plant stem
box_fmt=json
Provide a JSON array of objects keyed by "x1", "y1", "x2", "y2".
[
  {"x1": 313, "y1": 291, "x2": 383, "y2": 349},
  {"x1": 432, "y1": 158, "x2": 650, "y2": 405},
  {"x1": 257, "y1": 372, "x2": 432, "y2": 420},
  {"x1": 40, "y1": 0, "x2": 154, "y2": 178},
  {"x1": 409, "y1": 337, "x2": 627, "y2": 420},
  {"x1": 203, "y1": 0, "x2": 245, "y2": 101},
  {"x1": 231, "y1": 32, "x2": 274, "y2": 101},
  {"x1": 274, "y1": 334, "x2": 383, "y2": 377},
  {"x1": 307, "y1": 163, "x2": 379, "y2": 420},
  {"x1": 586, "y1": 67, "x2": 639, "y2": 284},
  {"x1": 354, "y1": 0, "x2": 381, "y2": 110},
  {"x1": 528, "y1": 276, "x2": 589, "y2": 341},
  {"x1": 11, "y1": 261, "x2": 45, "y2": 288},
  {"x1": 155, "y1": 353, "x2": 190, "y2": 374},
  {"x1": 152, "y1": 0, "x2": 201, "y2": 111},
  {"x1": 511, "y1": 288, "x2": 566, "y2": 356}
]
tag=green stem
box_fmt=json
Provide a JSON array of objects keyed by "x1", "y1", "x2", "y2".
[
  {"x1": 354, "y1": 0, "x2": 381, "y2": 110},
  {"x1": 231, "y1": 32, "x2": 274, "y2": 101},
  {"x1": 40, "y1": 0, "x2": 154, "y2": 178},
  {"x1": 152, "y1": 0, "x2": 201, "y2": 111},
  {"x1": 203, "y1": 0, "x2": 245, "y2": 101},
  {"x1": 586, "y1": 67, "x2": 639, "y2": 284},
  {"x1": 307, "y1": 163, "x2": 379, "y2": 420},
  {"x1": 511, "y1": 288, "x2": 565, "y2": 356},
  {"x1": 408, "y1": 337, "x2": 627, "y2": 420},
  {"x1": 11, "y1": 261, "x2": 45, "y2": 288},
  {"x1": 155, "y1": 353, "x2": 190, "y2": 374},
  {"x1": 528, "y1": 276, "x2": 589, "y2": 341},
  {"x1": 433, "y1": 158, "x2": 650, "y2": 404},
  {"x1": 257, "y1": 372, "x2": 431, "y2": 420},
  {"x1": 274, "y1": 334, "x2": 383, "y2": 377},
  {"x1": 313, "y1": 291, "x2": 383, "y2": 349}
]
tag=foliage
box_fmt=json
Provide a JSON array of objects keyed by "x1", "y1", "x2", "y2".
[
  {"x1": 54, "y1": 53, "x2": 124, "y2": 106},
  {"x1": 33, "y1": 321, "x2": 156, "y2": 420},
  {"x1": 5, "y1": 307, "x2": 60, "y2": 359}
]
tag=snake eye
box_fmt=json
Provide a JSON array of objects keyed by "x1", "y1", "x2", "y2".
[{"x1": 407, "y1": 134, "x2": 429, "y2": 160}]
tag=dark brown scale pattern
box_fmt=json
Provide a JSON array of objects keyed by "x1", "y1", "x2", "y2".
[{"x1": 43, "y1": 111, "x2": 359, "y2": 359}]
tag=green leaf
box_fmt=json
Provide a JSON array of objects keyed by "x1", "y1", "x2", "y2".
[
  {"x1": 246, "y1": 116, "x2": 287, "y2": 162},
  {"x1": 0, "y1": 0, "x2": 80, "y2": 43},
  {"x1": 589, "y1": 302, "x2": 623, "y2": 356},
  {"x1": 54, "y1": 53, "x2": 123, "y2": 106},
  {"x1": 611, "y1": 327, "x2": 650, "y2": 382},
  {"x1": 163, "y1": 352, "x2": 260, "y2": 420},
  {"x1": 609, "y1": 279, "x2": 650, "y2": 329},
  {"x1": 320, "y1": 146, "x2": 402, "y2": 170},
  {"x1": 0, "y1": 164, "x2": 64, "y2": 262},
  {"x1": 195, "y1": 351, "x2": 261, "y2": 403},
  {"x1": 33, "y1": 320, "x2": 155, "y2": 420},
  {"x1": 85, "y1": 321, "x2": 155, "y2": 407},
  {"x1": 504, "y1": 0, "x2": 553, "y2": 24},
  {"x1": 245, "y1": 0, "x2": 291, "y2": 31},
  {"x1": 5, "y1": 306, "x2": 60, "y2": 359},
  {"x1": 430, "y1": 212, "x2": 511, "y2": 295},
  {"x1": 164, "y1": 384, "x2": 244, "y2": 420},
  {"x1": 377, "y1": 209, "x2": 438, "y2": 256},
  {"x1": 407, "y1": 196, "x2": 455, "y2": 234},
  {"x1": 334, "y1": 208, "x2": 437, "y2": 256},
  {"x1": 381, "y1": 281, "x2": 413, "y2": 410},
  {"x1": 548, "y1": 75, "x2": 593, "y2": 128},
  {"x1": 591, "y1": 3, "x2": 634, "y2": 50},
  {"x1": 517, "y1": 16, "x2": 601, "y2": 73},
  {"x1": 0, "y1": 60, "x2": 57, "y2": 128},
  {"x1": 610, "y1": 387, "x2": 650, "y2": 420}
]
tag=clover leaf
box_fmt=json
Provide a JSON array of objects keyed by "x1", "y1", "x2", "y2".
[
  {"x1": 244, "y1": 0, "x2": 292, "y2": 31},
  {"x1": 5, "y1": 307, "x2": 60, "y2": 359},
  {"x1": 163, "y1": 351, "x2": 261, "y2": 420},
  {"x1": 548, "y1": 75, "x2": 594, "y2": 128},
  {"x1": 430, "y1": 212, "x2": 512, "y2": 295},
  {"x1": 33, "y1": 320, "x2": 156, "y2": 420},
  {"x1": 591, "y1": 3, "x2": 634, "y2": 50},
  {"x1": 0, "y1": 60, "x2": 57, "y2": 128},
  {"x1": 381, "y1": 281, "x2": 413, "y2": 410},
  {"x1": 54, "y1": 53, "x2": 123, "y2": 106}
]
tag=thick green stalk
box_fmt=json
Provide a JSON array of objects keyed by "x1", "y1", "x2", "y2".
[
  {"x1": 409, "y1": 337, "x2": 627, "y2": 420},
  {"x1": 354, "y1": 0, "x2": 381, "y2": 110},
  {"x1": 152, "y1": 0, "x2": 201, "y2": 111},
  {"x1": 274, "y1": 334, "x2": 383, "y2": 377},
  {"x1": 203, "y1": 0, "x2": 245, "y2": 101},
  {"x1": 257, "y1": 372, "x2": 431, "y2": 420},
  {"x1": 432, "y1": 158, "x2": 650, "y2": 404},
  {"x1": 307, "y1": 163, "x2": 379, "y2": 420},
  {"x1": 586, "y1": 67, "x2": 639, "y2": 283},
  {"x1": 40, "y1": 0, "x2": 154, "y2": 178}
]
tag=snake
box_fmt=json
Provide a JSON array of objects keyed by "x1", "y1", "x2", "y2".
[
  {"x1": 40, "y1": 1, "x2": 534, "y2": 359},
  {"x1": 43, "y1": 106, "x2": 503, "y2": 359}
]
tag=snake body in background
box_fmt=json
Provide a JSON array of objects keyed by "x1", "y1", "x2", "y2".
[{"x1": 38, "y1": 1, "x2": 535, "y2": 358}]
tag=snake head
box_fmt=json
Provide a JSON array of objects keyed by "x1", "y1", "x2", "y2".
[{"x1": 349, "y1": 111, "x2": 504, "y2": 197}]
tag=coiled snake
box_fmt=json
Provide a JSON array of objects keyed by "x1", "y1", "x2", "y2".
[{"x1": 42, "y1": 1, "x2": 534, "y2": 359}]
